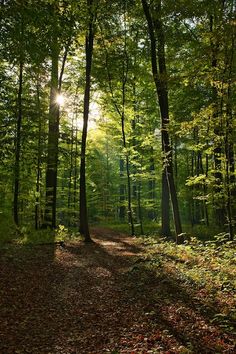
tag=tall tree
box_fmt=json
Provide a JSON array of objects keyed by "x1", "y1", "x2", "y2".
[
  {"x1": 43, "y1": 1, "x2": 73, "y2": 229},
  {"x1": 79, "y1": 0, "x2": 97, "y2": 241},
  {"x1": 141, "y1": 0, "x2": 182, "y2": 241},
  {"x1": 13, "y1": 60, "x2": 23, "y2": 226},
  {"x1": 43, "y1": 35, "x2": 60, "y2": 229}
]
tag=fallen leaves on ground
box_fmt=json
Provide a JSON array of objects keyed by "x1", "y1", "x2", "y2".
[{"x1": 0, "y1": 228, "x2": 235, "y2": 353}]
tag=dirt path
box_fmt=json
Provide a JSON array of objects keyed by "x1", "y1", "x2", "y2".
[{"x1": 0, "y1": 228, "x2": 235, "y2": 353}]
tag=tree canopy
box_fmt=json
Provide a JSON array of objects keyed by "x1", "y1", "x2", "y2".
[{"x1": 0, "y1": 0, "x2": 235, "y2": 241}]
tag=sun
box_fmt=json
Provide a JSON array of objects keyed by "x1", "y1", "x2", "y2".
[{"x1": 56, "y1": 94, "x2": 65, "y2": 106}]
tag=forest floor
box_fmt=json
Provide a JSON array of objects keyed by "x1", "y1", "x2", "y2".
[{"x1": 0, "y1": 227, "x2": 235, "y2": 354}]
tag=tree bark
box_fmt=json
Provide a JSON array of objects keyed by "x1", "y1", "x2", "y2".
[
  {"x1": 210, "y1": 14, "x2": 226, "y2": 226},
  {"x1": 43, "y1": 30, "x2": 69, "y2": 229},
  {"x1": 161, "y1": 171, "x2": 171, "y2": 236},
  {"x1": 141, "y1": 0, "x2": 182, "y2": 241},
  {"x1": 43, "y1": 40, "x2": 60, "y2": 229},
  {"x1": 35, "y1": 79, "x2": 43, "y2": 229},
  {"x1": 119, "y1": 158, "x2": 126, "y2": 220},
  {"x1": 13, "y1": 60, "x2": 23, "y2": 226},
  {"x1": 79, "y1": 0, "x2": 95, "y2": 242},
  {"x1": 120, "y1": 58, "x2": 135, "y2": 236}
]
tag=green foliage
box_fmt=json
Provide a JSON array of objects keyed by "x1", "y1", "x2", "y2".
[
  {"x1": 0, "y1": 0, "x2": 235, "y2": 239},
  {"x1": 137, "y1": 233, "x2": 236, "y2": 336},
  {"x1": 142, "y1": 234, "x2": 236, "y2": 297},
  {"x1": 0, "y1": 213, "x2": 17, "y2": 245}
]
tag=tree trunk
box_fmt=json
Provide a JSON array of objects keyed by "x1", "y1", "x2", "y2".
[
  {"x1": 43, "y1": 31, "x2": 69, "y2": 229},
  {"x1": 13, "y1": 60, "x2": 23, "y2": 226},
  {"x1": 148, "y1": 154, "x2": 157, "y2": 221},
  {"x1": 121, "y1": 84, "x2": 134, "y2": 235},
  {"x1": 161, "y1": 171, "x2": 171, "y2": 236},
  {"x1": 137, "y1": 179, "x2": 144, "y2": 235},
  {"x1": 141, "y1": 0, "x2": 182, "y2": 241},
  {"x1": 210, "y1": 14, "x2": 226, "y2": 226},
  {"x1": 73, "y1": 125, "x2": 79, "y2": 226},
  {"x1": 43, "y1": 41, "x2": 60, "y2": 229},
  {"x1": 35, "y1": 79, "x2": 43, "y2": 229},
  {"x1": 79, "y1": 0, "x2": 95, "y2": 242},
  {"x1": 67, "y1": 120, "x2": 74, "y2": 227},
  {"x1": 119, "y1": 158, "x2": 126, "y2": 220},
  {"x1": 119, "y1": 5, "x2": 135, "y2": 236},
  {"x1": 121, "y1": 109, "x2": 135, "y2": 235}
]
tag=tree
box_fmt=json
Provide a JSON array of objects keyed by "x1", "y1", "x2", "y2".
[
  {"x1": 79, "y1": 0, "x2": 97, "y2": 242},
  {"x1": 141, "y1": 0, "x2": 182, "y2": 241},
  {"x1": 43, "y1": 0, "x2": 75, "y2": 229}
]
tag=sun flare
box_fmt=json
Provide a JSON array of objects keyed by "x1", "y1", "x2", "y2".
[{"x1": 56, "y1": 94, "x2": 65, "y2": 106}]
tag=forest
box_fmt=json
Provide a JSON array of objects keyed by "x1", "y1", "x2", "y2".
[
  {"x1": 0, "y1": 0, "x2": 236, "y2": 353},
  {"x1": 0, "y1": 0, "x2": 235, "y2": 241}
]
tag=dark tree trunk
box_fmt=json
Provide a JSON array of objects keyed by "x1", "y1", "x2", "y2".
[
  {"x1": 73, "y1": 126, "x2": 79, "y2": 225},
  {"x1": 148, "y1": 154, "x2": 157, "y2": 221},
  {"x1": 13, "y1": 60, "x2": 23, "y2": 226},
  {"x1": 121, "y1": 109, "x2": 135, "y2": 235},
  {"x1": 67, "y1": 120, "x2": 74, "y2": 227},
  {"x1": 120, "y1": 71, "x2": 135, "y2": 235},
  {"x1": 79, "y1": 0, "x2": 95, "y2": 242},
  {"x1": 43, "y1": 41, "x2": 60, "y2": 229},
  {"x1": 121, "y1": 107, "x2": 135, "y2": 235},
  {"x1": 225, "y1": 102, "x2": 234, "y2": 240},
  {"x1": 137, "y1": 179, "x2": 144, "y2": 235},
  {"x1": 101, "y1": 12, "x2": 135, "y2": 235},
  {"x1": 119, "y1": 6, "x2": 135, "y2": 236},
  {"x1": 225, "y1": 60, "x2": 235, "y2": 240},
  {"x1": 43, "y1": 33, "x2": 69, "y2": 229},
  {"x1": 35, "y1": 79, "x2": 43, "y2": 229},
  {"x1": 161, "y1": 171, "x2": 171, "y2": 236},
  {"x1": 225, "y1": 17, "x2": 235, "y2": 240},
  {"x1": 141, "y1": 0, "x2": 182, "y2": 241},
  {"x1": 119, "y1": 158, "x2": 126, "y2": 220},
  {"x1": 210, "y1": 14, "x2": 226, "y2": 226}
]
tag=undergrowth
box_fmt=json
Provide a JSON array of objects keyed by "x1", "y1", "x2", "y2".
[
  {"x1": 137, "y1": 234, "x2": 236, "y2": 335},
  {"x1": 0, "y1": 223, "x2": 81, "y2": 247}
]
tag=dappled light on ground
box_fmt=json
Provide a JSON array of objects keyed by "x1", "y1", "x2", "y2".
[{"x1": 0, "y1": 228, "x2": 235, "y2": 353}]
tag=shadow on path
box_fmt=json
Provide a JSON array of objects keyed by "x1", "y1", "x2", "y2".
[{"x1": 0, "y1": 227, "x2": 235, "y2": 353}]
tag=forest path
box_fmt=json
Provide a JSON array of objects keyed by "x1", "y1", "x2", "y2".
[{"x1": 0, "y1": 228, "x2": 235, "y2": 354}]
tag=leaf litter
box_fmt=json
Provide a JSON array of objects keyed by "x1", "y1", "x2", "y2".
[{"x1": 0, "y1": 228, "x2": 235, "y2": 353}]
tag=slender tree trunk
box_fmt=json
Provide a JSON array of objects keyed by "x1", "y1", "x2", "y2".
[
  {"x1": 121, "y1": 117, "x2": 135, "y2": 236},
  {"x1": 148, "y1": 154, "x2": 157, "y2": 221},
  {"x1": 100, "y1": 14, "x2": 134, "y2": 235},
  {"x1": 224, "y1": 83, "x2": 234, "y2": 241},
  {"x1": 161, "y1": 171, "x2": 171, "y2": 236},
  {"x1": 119, "y1": 158, "x2": 126, "y2": 220},
  {"x1": 226, "y1": 100, "x2": 235, "y2": 241},
  {"x1": 67, "y1": 121, "x2": 74, "y2": 227},
  {"x1": 141, "y1": 0, "x2": 182, "y2": 241},
  {"x1": 104, "y1": 137, "x2": 110, "y2": 219},
  {"x1": 13, "y1": 60, "x2": 23, "y2": 226},
  {"x1": 120, "y1": 77, "x2": 135, "y2": 235},
  {"x1": 210, "y1": 14, "x2": 226, "y2": 226},
  {"x1": 137, "y1": 179, "x2": 144, "y2": 235},
  {"x1": 204, "y1": 153, "x2": 209, "y2": 226},
  {"x1": 73, "y1": 126, "x2": 78, "y2": 225},
  {"x1": 43, "y1": 33, "x2": 69, "y2": 229},
  {"x1": 225, "y1": 95, "x2": 234, "y2": 240},
  {"x1": 35, "y1": 80, "x2": 42, "y2": 229},
  {"x1": 224, "y1": 17, "x2": 235, "y2": 240},
  {"x1": 43, "y1": 41, "x2": 60, "y2": 229},
  {"x1": 79, "y1": 0, "x2": 95, "y2": 242},
  {"x1": 120, "y1": 5, "x2": 135, "y2": 236}
]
